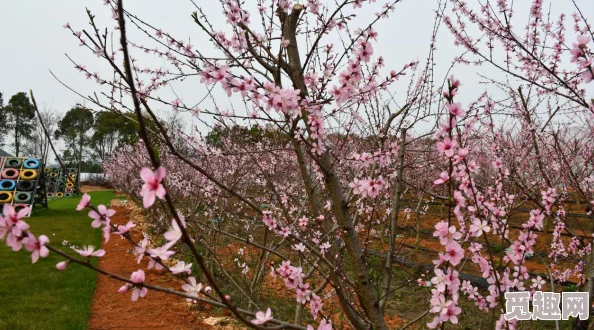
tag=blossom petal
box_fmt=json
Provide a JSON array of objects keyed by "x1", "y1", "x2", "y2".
[
  {"x1": 140, "y1": 167, "x2": 154, "y2": 183},
  {"x1": 154, "y1": 167, "x2": 166, "y2": 181}
]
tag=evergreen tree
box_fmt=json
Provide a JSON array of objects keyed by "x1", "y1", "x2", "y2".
[{"x1": 1, "y1": 92, "x2": 36, "y2": 156}]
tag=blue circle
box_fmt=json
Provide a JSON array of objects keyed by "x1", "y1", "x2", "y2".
[
  {"x1": 23, "y1": 158, "x2": 40, "y2": 169},
  {"x1": 0, "y1": 179, "x2": 16, "y2": 191}
]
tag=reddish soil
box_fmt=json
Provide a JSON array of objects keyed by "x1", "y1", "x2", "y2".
[
  {"x1": 80, "y1": 185, "x2": 112, "y2": 193},
  {"x1": 88, "y1": 202, "x2": 211, "y2": 330},
  {"x1": 87, "y1": 195, "x2": 587, "y2": 329}
]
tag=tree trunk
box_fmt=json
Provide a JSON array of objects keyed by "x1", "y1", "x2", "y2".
[
  {"x1": 572, "y1": 238, "x2": 594, "y2": 329},
  {"x1": 380, "y1": 128, "x2": 406, "y2": 309},
  {"x1": 14, "y1": 113, "x2": 19, "y2": 157},
  {"x1": 77, "y1": 136, "x2": 83, "y2": 188}
]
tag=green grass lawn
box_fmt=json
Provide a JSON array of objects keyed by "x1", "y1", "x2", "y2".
[{"x1": 0, "y1": 190, "x2": 121, "y2": 330}]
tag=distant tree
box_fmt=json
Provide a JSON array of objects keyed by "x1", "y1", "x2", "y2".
[
  {"x1": 55, "y1": 106, "x2": 94, "y2": 175},
  {"x1": 60, "y1": 149, "x2": 77, "y2": 164},
  {"x1": 90, "y1": 111, "x2": 138, "y2": 161},
  {"x1": 61, "y1": 152, "x2": 101, "y2": 173},
  {"x1": 1, "y1": 92, "x2": 36, "y2": 156},
  {"x1": 205, "y1": 124, "x2": 287, "y2": 148},
  {"x1": 0, "y1": 92, "x2": 4, "y2": 146},
  {"x1": 162, "y1": 111, "x2": 188, "y2": 154},
  {"x1": 23, "y1": 108, "x2": 58, "y2": 164}
]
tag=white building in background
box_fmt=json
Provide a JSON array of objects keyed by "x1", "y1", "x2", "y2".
[{"x1": 79, "y1": 172, "x2": 109, "y2": 183}]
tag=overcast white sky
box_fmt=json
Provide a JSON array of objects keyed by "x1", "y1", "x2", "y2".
[{"x1": 0, "y1": 0, "x2": 593, "y2": 158}]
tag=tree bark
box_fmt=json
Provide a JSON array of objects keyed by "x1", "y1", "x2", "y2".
[
  {"x1": 380, "y1": 128, "x2": 406, "y2": 309},
  {"x1": 278, "y1": 5, "x2": 388, "y2": 329}
]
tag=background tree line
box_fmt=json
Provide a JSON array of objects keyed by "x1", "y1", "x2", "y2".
[{"x1": 0, "y1": 91, "x2": 174, "y2": 172}]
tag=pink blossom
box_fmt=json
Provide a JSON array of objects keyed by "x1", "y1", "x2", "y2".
[
  {"x1": 449, "y1": 75, "x2": 461, "y2": 88},
  {"x1": 88, "y1": 205, "x2": 116, "y2": 228},
  {"x1": 56, "y1": 261, "x2": 69, "y2": 271},
  {"x1": 252, "y1": 308, "x2": 273, "y2": 325},
  {"x1": 319, "y1": 242, "x2": 331, "y2": 255},
  {"x1": 292, "y1": 243, "x2": 306, "y2": 252},
  {"x1": 182, "y1": 277, "x2": 203, "y2": 303},
  {"x1": 277, "y1": 260, "x2": 292, "y2": 277},
  {"x1": 74, "y1": 245, "x2": 106, "y2": 257},
  {"x1": 446, "y1": 102, "x2": 465, "y2": 117},
  {"x1": 2, "y1": 203, "x2": 30, "y2": 237},
  {"x1": 576, "y1": 34, "x2": 591, "y2": 46},
  {"x1": 433, "y1": 221, "x2": 462, "y2": 246},
  {"x1": 284, "y1": 268, "x2": 304, "y2": 289},
  {"x1": 119, "y1": 270, "x2": 148, "y2": 301},
  {"x1": 278, "y1": 226, "x2": 291, "y2": 238},
  {"x1": 531, "y1": 275, "x2": 545, "y2": 289},
  {"x1": 116, "y1": 221, "x2": 135, "y2": 235},
  {"x1": 526, "y1": 209, "x2": 544, "y2": 230},
  {"x1": 135, "y1": 237, "x2": 148, "y2": 264},
  {"x1": 355, "y1": 40, "x2": 374, "y2": 62},
  {"x1": 102, "y1": 221, "x2": 111, "y2": 244},
  {"x1": 163, "y1": 216, "x2": 186, "y2": 247},
  {"x1": 296, "y1": 283, "x2": 311, "y2": 304},
  {"x1": 130, "y1": 269, "x2": 145, "y2": 283},
  {"x1": 307, "y1": 319, "x2": 333, "y2": 330},
  {"x1": 453, "y1": 191, "x2": 466, "y2": 207},
  {"x1": 436, "y1": 137, "x2": 457, "y2": 158},
  {"x1": 434, "y1": 171, "x2": 449, "y2": 185},
  {"x1": 262, "y1": 212, "x2": 276, "y2": 230},
  {"x1": 131, "y1": 278, "x2": 148, "y2": 301},
  {"x1": 309, "y1": 293, "x2": 323, "y2": 319},
  {"x1": 140, "y1": 167, "x2": 166, "y2": 208},
  {"x1": 23, "y1": 233, "x2": 50, "y2": 263},
  {"x1": 298, "y1": 216, "x2": 308, "y2": 227},
  {"x1": 444, "y1": 242, "x2": 464, "y2": 266},
  {"x1": 147, "y1": 246, "x2": 175, "y2": 270},
  {"x1": 470, "y1": 219, "x2": 491, "y2": 236},
  {"x1": 76, "y1": 193, "x2": 91, "y2": 210},
  {"x1": 427, "y1": 315, "x2": 441, "y2": 329},
  {"x1": 170, "y1": 261, "x2": 192, "y2": 275},
  {"x1": 440, "y1": 300, "x2": 461, "y2": 323},
  {"x1": 431, "y1": 268, "x2": 448, "y2": 292}
]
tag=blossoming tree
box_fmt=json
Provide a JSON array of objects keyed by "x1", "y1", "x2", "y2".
[{"x1": 2, "y1": 0, "x2": 594, "y2": 329}]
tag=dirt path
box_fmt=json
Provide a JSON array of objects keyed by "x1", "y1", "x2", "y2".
[
  {"x1": 80, "y1": 186, "x2": 113, "y2": 193},
  {"x1": 88, "y1": 201, "x2": 211, "y2": 330}
]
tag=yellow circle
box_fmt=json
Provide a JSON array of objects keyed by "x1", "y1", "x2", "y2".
[
  {"x1": 55, "y1": 192, "x2": 64, "y2": 198},
  {"x1": 66, "y1": 183, "x2": 74, "y2": 188},
  {"x1": 19, "y1": 170, "x2": 38, "y2": 180},
  {"x1": 0, "y1": 191, "x2": 13, "y2": 203}
]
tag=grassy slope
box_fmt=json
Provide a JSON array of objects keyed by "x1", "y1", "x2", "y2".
[{"x1": 0, "y1": 190, "x2": 120, "y2": 330}]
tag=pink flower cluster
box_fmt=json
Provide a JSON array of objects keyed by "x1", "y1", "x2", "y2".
[
  {"x1": 199, "y1": 64, "x2": 230, "y2": 85},
  {"x1": 540, "y1": 187, "x2": 557, "y2": 213},
  {"x1": 140, "y1": 167, "x2": 166, "y2": 208},
  {"x1": 261, "y1": 82, "x2": 301, "y2": 116},
  {"x1": 118, "y1": 269, "x2": 148, "y2": 301},
  {"x1": 0, "y1": 204, "x2": 50, "y2": 264},
  {"x1": 88, "y1": 204, "x2": 115, "y2": 243},
  {"x1": 272, "y1": 260, "x2": 323, "y2": 319},
  {"x1": 349, "y1": 176, "x2": 385, "y2": 198},
  {"x1": 570, "y1": 35, "x2": 593, "y2": 83},
  {"x1": 0, "y1": 204, "x2": 31, "y2": 252}
]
